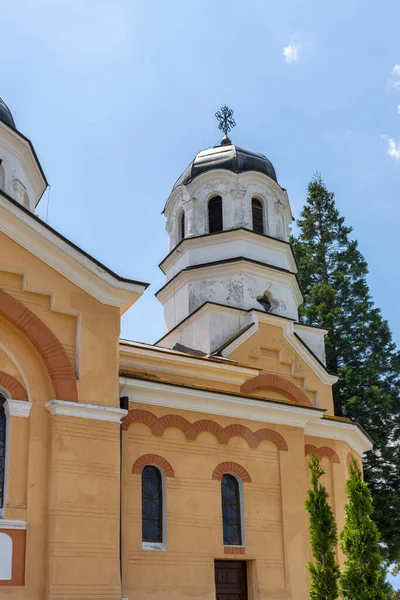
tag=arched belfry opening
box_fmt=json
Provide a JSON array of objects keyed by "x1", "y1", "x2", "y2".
[
  {"x1": 208, "y1": 196, "x2": 223, "y2": 233},
  {"x1": 252, "y1": 197, "x2": 264, "y2": 234}
]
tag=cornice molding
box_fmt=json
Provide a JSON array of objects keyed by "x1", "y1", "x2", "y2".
[
  {"x1": 0, "y1": 192, "x2": 148, "y2": 312},
  {"x1": 120, "y1": 376, "x2": 323, "y2": 429},
  {"x1": 45, "y1": 400, "x2": 127, "y2": 423},
  {"x1": 121, "y1": 376, "x2": 372, "y2": 455},
  {"x1": 159, "y1": 228, "x2": 297, "y2": 275},
  {"x1": 305, "y1": 418, "x2": 373, "y2": 456},
  {"x1": 0, "y1": 519, "x2": 27, "y2": 530},
  {"x1": 4, "y1": 399, "x2": 32, "y2": 419},
  {"x1": 156, "y1": 258, "x2": 303, "y2": 306}
]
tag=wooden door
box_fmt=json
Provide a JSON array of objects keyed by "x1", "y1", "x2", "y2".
[{"x1": 214, "y1": 560, "x2": 247, "y2": 600}]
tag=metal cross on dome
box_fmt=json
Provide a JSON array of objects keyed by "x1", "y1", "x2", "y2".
[{"x1": 215, "y1": 105, "x2": 236, "y2": 136}]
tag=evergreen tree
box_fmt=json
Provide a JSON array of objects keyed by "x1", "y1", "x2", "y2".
[
  {"x1": 292, "y1": 175, "x2": 400, "y2": 565},
  {"x1": 305, "y1": 455, "x2": 340, "y2": 600},
  {"x1": 340, "y1": 457, "x2": 393, "y2": 600}
]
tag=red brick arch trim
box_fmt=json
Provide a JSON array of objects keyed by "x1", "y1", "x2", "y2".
[
  {"x1": 0, "y1": 372, "x2": 28, "y2": 401},
  {"x1": 132, "y1": 454, "x2": 175, "y2": 477},
  {"x1": 212, "y1": 462, "x2": 252, "y2": 483},
  {"x1": 305, "y1": 444, "x2": 340, "y2": 464},
  {"x1": 122, "y1": 409, "x2": 288, "y2": 451},
  {"x1": 240, "y1": 374, "x2": 312, "y2": 406},
  {"x1": 0, "y1": 289, "x2": 77, "y2": 402}
]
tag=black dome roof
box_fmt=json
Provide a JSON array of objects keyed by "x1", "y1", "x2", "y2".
[
  {"x1": 172, "y1": 136, "x2": 277, "y2": 191},
  {"x1": 0, "y1": 98, "x2": 15, "y2": 129}
]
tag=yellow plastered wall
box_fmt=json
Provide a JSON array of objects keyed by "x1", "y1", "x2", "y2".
[
  {"x1": 0, "y1": 231, "x2": 123, "y2": 599},
  {"x1": 228, "y1": 322, "x2": 334, "y2": 413},
  {"x1": 122, "y1": 403, "x2": 312, "y2": 600},
  {"x1": 0, "y1": 230, "x2": 121, "y2": 406}
]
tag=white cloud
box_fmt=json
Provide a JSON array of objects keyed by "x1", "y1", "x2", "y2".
[
  {"x1": 397, "y1": 105, "x2": 400, "y2": 114},
  {"x1": 283, "y1": 43, "x2": 301, "y2": 64},
  {"x1": 381, "y1": 135, "x2": 400, "y2": 161},
  {"x1": 389, "y1": 65, "x2": 400, "y2": 89}
]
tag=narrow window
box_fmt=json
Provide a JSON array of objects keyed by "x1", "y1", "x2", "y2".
[
  {"x1": 221, "y1": 474, "x2": 242, "y2": 545},
  {"x1": 208, "y1": 196, "x2": 223, "y2": 233},
  {"x1": 142, "y1": 465, "x2": 163, "y2": 543},
  {"x1": 0, "y1": 163, "x2": 5, "y2": 191},
  {"x1": 0, "y1": 394, "x2": 6, "y2": 508},
  {"x1": 179, "y1": 211, "x2": 185, "y2": 241},
  {"x1": 252, "y1": 198, "x2": 264, "y2": 234}
]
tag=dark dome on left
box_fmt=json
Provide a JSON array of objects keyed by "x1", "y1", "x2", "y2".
[{"x1": 0, "y1": 98, "x2": 15, "y2": 128}]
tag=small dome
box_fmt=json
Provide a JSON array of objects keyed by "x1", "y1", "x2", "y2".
[
  {"x1": 0, "y1": 98, "x2": 15, "y2": 129},
  {"x1": 172, "y1": 137, "x2": 277, "y2": 191}
]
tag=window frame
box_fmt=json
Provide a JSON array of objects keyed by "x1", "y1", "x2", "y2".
[
  {"x1": 141, "y1": 464, "x2": 167, "y2": 551},
  {"x1": 251, "y1": 196, "x2": 265, "y2": 235},
  {"x1": 208, "y1": 195, "x2": 223, "y2": 234},
  {"x1": 221, "y1": 472, "x2": 245, "y2": 548},
  {"x1": 178, "y1": 210, "x2": 185, "y2": 242},
  {"x1": 0, "y1": 389, "x2": 10, "y2": 516}
]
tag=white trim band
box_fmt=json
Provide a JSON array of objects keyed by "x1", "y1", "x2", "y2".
[
  {"x1": 4, "y1": 399, "x2": 32, "y2": 418},
  {"x1": 46, "y1": 400, "x2": 127, "y2": 423},
  {"x1": 0, "y1": 519, "x2": 27, "y2": 530}
]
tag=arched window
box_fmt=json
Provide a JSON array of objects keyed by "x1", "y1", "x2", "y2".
[
  {"x1": 179, "y1": 210, "x2": 185, "y2": 242},
  {"x1": 252, "y1": 197, "x2": 264, "y2": 234},
  {"x1": 0, "y1": 394, "x2": 7, "y2": 508},
  {"x1": 221, "y1": 474, "x2": 242, "y2": 546},
  {"x1": 208, "y1": 196, "x2": 223, "y2": 233},
  {"x1": 0, "y1": 163, "x2": 5, "y2": 191},
  {"x1": 142, "y1": 465, "x2": 163, "y2": 544}
]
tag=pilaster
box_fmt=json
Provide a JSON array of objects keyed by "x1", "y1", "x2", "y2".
[
  {"x1": 45, "y1": 400, "x2": 126, "y2": 600},
  {"x1": 279, "y1": 428, "x2": 310, "y2": 600}
]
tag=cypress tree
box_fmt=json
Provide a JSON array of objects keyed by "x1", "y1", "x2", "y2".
[
  {"x1": 340, "y1": 457, "x2": 393, "y2": 600},
  {"x1": 292, "y1": 175, "x2": 400, "y2": 565},
  {"x1": 305, "y1": 455, "x2": 340, "y2": 600}
]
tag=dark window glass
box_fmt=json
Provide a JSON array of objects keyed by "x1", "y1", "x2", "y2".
[
  {"x1": 0, "y1": 394, "x2": 6, "y2": 508},
  {"x1": 142, "y1": 465, "x2": 163, "y2": 543},
  {"x1": 179, "y1": 211, "x2": 185, "y2": 241},
  {"x1": 221, "y1": 474, "x2": 242, "y2": 545},
  {"x1": 208, "y1": 196, "x2": 223, "y2": 233},
  {"x1": 252, "y1": 198, "x2": 264, "y2": 234}
]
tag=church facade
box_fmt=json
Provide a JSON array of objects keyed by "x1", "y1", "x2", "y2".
[{"x1": 0, "y1": 100, "x2": 371, "y2": 600}]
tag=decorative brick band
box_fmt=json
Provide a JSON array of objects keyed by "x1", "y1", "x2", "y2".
[
  {"x1": 212, "y1": 462, "x2": 252, "y2": 483},
  {"x1": 0, "y1": 288, "x2": 77, "y2": 402},
  {"x1": 305, "y1": 444, "x2": 340, "y2": 464},
  {"x1": 224, "y1": 546, "x2": 245, "y2": 555},
  {"x1": 132, "y1": 454, "x2": 175, "y2": 477},
  {"x1": 240, "y1": 373, "x2": 312, "y2": 406},
  {"x1": 0, "y1": 372, "x2": 28, "y2": 401},
  {"x1": 122, "y1": 409, "x2": 288, "y2": 451}
]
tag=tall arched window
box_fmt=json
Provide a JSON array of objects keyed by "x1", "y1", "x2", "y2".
[
  {"x1": 0, "y1": 394, "x2": 7, "y2": 508},
  {"x1": 208, "y1": 196, "x2": 223, "y2": 233},
  {"x1": 142, "y1": 465, "x2": 163, "y2": 544},
  {"x1": 252, "y1": 197, "x2": 264, "y2": 234},
  {"x1": 179, "y1": 210, "x2": 185, "y2": 242},
  {"x1": 221, "y1": 474, "x2": 242, "y2": 546},
  {"x1": 0, "y1": 163, "x2": 5, "y2": 191}
]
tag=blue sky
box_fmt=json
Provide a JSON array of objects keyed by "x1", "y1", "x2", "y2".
[
  {"x1": 1, "y1": 0, "x2": 399, "y2": 348},
  {"x1": 1, "y1": 0, "x2": 399, "y2": 586}
]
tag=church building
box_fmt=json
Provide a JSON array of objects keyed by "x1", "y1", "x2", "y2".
[{"x1": 0, "y1": 100, "x2": 371, "y2": 600}]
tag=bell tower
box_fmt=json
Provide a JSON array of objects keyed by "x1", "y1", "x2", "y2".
[
  {"x1": 0, "y1": 98, "x2": 47, "y2": 212},
  {"x1": 156, "y1": 107, "x2": 325, "y2": 362}
]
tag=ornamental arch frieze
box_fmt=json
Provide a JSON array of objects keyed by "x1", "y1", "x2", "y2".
[
  {"x1": 0, "y1": 288, "x2": 77, "y2": 402},
  {"x1": 122, "y1": 409, "x2": 288, "y2": 451}
]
